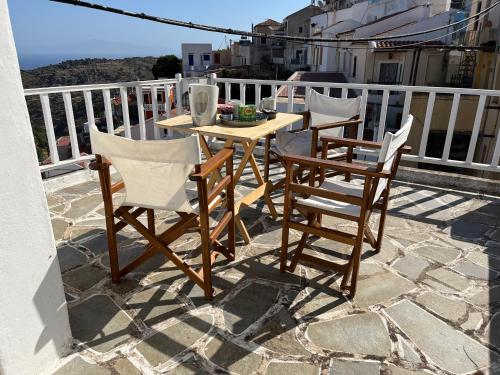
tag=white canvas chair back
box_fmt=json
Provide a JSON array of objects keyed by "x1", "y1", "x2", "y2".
[
  {"x1": 373, "y1": 115, "x2": 414, "y2": 203},
  {"x1": 275, "y1": 90, "x2": 362, "y2": 157},
  {"x1": 90, "y1": 126, "x2": 202, "y2": 212},
  {"x1": 309, "y1": 89, "x2": 362, "y2": 138}
]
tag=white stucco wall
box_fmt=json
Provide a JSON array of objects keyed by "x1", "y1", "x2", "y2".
[{"x1": 0, "y1": 1, "x2": 72, "y2": 374}]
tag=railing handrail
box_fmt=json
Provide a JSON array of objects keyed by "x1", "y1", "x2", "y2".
[
  {"x1": 213, "y1": 77, "x2": 500, "y2": 97},
  {"x1": 24, "y1": 78, "x2": 178, "y2": 96},
  {"x1": 24, "y1": 74, "x2": 500, "y2": 176}
]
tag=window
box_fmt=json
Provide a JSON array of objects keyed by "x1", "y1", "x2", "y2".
[
  {"x1": 379, "y1": 62, "x2": 401, "y2": 84},
  {"x1": 203, "y1": 54, "x2": 210, "y2": 62},
  {"x1": 188, "y1": 54, "x2": 194, "y2": 66},
  {"x1": 352, "y1": 56, "x2": 357, "y2": 78},
  {"x1": 298, "y1": 26, "x2": 303, "y2": 33}
]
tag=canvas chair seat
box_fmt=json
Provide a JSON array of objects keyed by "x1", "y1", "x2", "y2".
[
  {"x1": 296, "y1": 178, "x2": 366, "y2": 217},
  {"x1": 273, "y1": 131, "x2": 346, "y2": 158}
]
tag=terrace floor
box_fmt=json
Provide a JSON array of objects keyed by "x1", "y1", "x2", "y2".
[{"x1": 46, "y1": 159, "x2": 500, "y2": 375}]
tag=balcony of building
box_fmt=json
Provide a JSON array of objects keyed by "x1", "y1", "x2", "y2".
[{"x1": 19, "y1": 74, "x2": 498, "y2": 374}]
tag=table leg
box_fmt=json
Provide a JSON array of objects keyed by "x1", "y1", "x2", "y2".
[
  {"x1": 233, "y1": 140, "x2": 259, "y2": 184},
  {"x1": 235, "y1": 212, "x2": 251, "y2": 244},
  {"x1": 241, "y1": 141, "x2": 278, "y2": 220}
]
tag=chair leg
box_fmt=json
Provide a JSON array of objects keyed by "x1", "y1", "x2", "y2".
[
  {"x1": 288, "y1": 232, "x2": 309, "y2": 272},
  {"x1": 288, "y1": 213, "x2": 315, "y2": 272},
  {"x1": 344, "y1": 218, "x2": 367, "y2": 298},
  {"x1": 280, "y1": 219, "x2": 290, "y2": 273},
  {"x1": 264, "y1": 134, "x2": 271, "y2": 182},
  {"x1": 147, "y1": 209, "x2": 155, "y2": 235},
  {"x1": 375, "y1": 195, "x2": 390, "y2": 253},
  {"x1": 227, "y1": 157, "x2": 236, "y2": 257},
  {"x1": 97, "y1": 164, "x2": 121, "y2": 284},
  {"x1": 196, "y1": 177, "x2": 213, "y2": 300},
  {"x1": 106, "y1": 224, "x2": 120, "y2": 284},
  {"x1": 345, "y1": 146, "x2": 353, "y2": 182},
  {"x1": 200, "y1": 232, "x2": 213, "y2": 300}
]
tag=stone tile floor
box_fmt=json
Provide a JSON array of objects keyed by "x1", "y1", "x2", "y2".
[{"x1": 46, "y1": 161, "x2": 500, "y2": 375}]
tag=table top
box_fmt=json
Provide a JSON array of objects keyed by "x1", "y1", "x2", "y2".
[{"x1": 156, "y1": 112, "x2": 303, "y2": 142}]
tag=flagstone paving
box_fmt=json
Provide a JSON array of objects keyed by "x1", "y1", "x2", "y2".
[{"x1": 46, "y1": 161, "x2": 500, "y2": 374}]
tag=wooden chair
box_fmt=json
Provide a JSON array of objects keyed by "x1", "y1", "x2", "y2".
[
  {"x1": 89, "y1": 127, "x2": 235, "y2": 300},
  {"x1": 280, "y1": 115, "x2": 414, "y2": 297},
  {"x1": 264, "y1": 90, "x2": 363, "y2": 193}
]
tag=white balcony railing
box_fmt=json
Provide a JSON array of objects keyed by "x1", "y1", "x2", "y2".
[
  {"x1": 24, "y1": 74, "x2": 500, "y2": 175},
  {"x1": 214, "y1": 76, "x2": 500, "y2": 173},
  {"x1": 24, "y1": 77, "x2": 182, "y2": 173}
]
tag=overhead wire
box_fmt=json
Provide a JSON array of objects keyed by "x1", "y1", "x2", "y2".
[
  {"x1": 286, "y1": 4, "x2": 492, "y2": 52},
  {"x1": 49, "y1": 0, "x2": 500, "y2": 43}
]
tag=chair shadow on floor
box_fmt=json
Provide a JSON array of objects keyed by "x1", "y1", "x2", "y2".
[{"x1": 58, "y1": 175, "x2": 500, "y2": 373}]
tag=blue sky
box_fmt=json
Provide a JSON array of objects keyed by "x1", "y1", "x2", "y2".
[{"x1": 8, "y1": 0, "x2": 308, "y2": 67}]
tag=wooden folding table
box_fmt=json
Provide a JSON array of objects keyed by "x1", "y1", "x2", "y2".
[{"x1": 156, "y1": 112, "x2": 303, "y2": 244}]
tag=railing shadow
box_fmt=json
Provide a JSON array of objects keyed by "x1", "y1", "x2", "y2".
[
  {"x1": 387, "y1": 181, "x2": 500, "y2": 370},
  {"x1": 58, "y1": 166, "x2": 499, "y2": 372}
]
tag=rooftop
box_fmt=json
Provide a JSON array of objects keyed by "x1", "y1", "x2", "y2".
[
  {"x1": 254, "y1": 19, "x2": 282, "y2": 27},
  {"x1": 48, "y1": 157, "x2": 500, "y2": 374}
]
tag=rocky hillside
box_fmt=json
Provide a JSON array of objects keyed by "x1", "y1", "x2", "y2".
[
  {"x1": 22, "y1": 57, "x2": 158, "y2": 162},
  {"x1": 21, "y1": 56, "x2": 157, "y2": 89}
]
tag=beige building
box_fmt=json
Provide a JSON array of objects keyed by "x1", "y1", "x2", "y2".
[{"x1": 251, "y1": 19, "x2": 286, "y2": 66}]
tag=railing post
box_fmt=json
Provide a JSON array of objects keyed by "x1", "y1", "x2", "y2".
[
  {"x1": 225, "y1": 82, "x2": 231, "y2": 103},
  {"x1": 442, "y1": 93, "x2": 461, "y2": 161},
  {"x1": 40, "y1": 94, "x2": 59, "y2": 164},
  {"x1": 419, "y1": 92, "x2": 436, "y2": 159},
  {"x1": 208, "y1": 73, "x2": 217, "y2": 86},
  {"x1": 62, "y1": 92, "x2": 80, "y2": 160},
  {"x1": 175, "y1": 73, "x2": 183, "y2": 115},
  {"x1": 135, "y1": 85, "x2": 146, "y2": 140},
  {"x1": 358, "y1": 89, "x2": 368, "y2": 141},
  {"x1": 240, "y1": 83, "x2": 246, "y2": 105},
  {"x1": 151, "y1": 85, "x2": 161, "y2": 140},
  {"x1": 466, "y1": 95, "x2": 486, "y2": 164},
  {"x1": 287, "y1": 84, "x2": 294, "y2": 113},
  {"x1": 377, "y1": 90, "x2": 389, "y2": 141},
  {"x1": 119, "y1": 87, "x2": 131, "y2": 139},
  {"x1": 102, "y1": 88, "x2": 114, "y2": 134}
]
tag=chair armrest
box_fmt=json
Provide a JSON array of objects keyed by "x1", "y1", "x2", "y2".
[
  {"x1": 89, "y1": 156, "x2": 111, "y2": 170},
  {"x1": 190, "y1": 147, "x2": 233, "y2": 181},
  {"x1": 320, "y1": 136, "x2": 383, "y2": 149},
  {"x1": 311, "y1": 119, "x2": 363, "y2": 131},
  {"x1": 294, "y1": 111, "x2": 310, "y2": 130},
  {"x1": 321, "y1": 138, "x2": 412, "y2": 155},
  {"x1": 283, "y1": 154, "x2": 390, "y2": 179}
]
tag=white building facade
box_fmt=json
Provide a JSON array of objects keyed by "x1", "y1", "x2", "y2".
[{"x1": 181, "y1": 43, "x2": 213, "y2": 77}]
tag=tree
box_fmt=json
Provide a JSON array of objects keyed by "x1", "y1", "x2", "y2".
[{"x1": 152, "y1": 55, "x2": 182, "y2": 79}]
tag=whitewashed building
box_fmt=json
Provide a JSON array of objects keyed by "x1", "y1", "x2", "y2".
[{"x1": 181, "y1": 43, "x2": 213, "y2": 77}]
